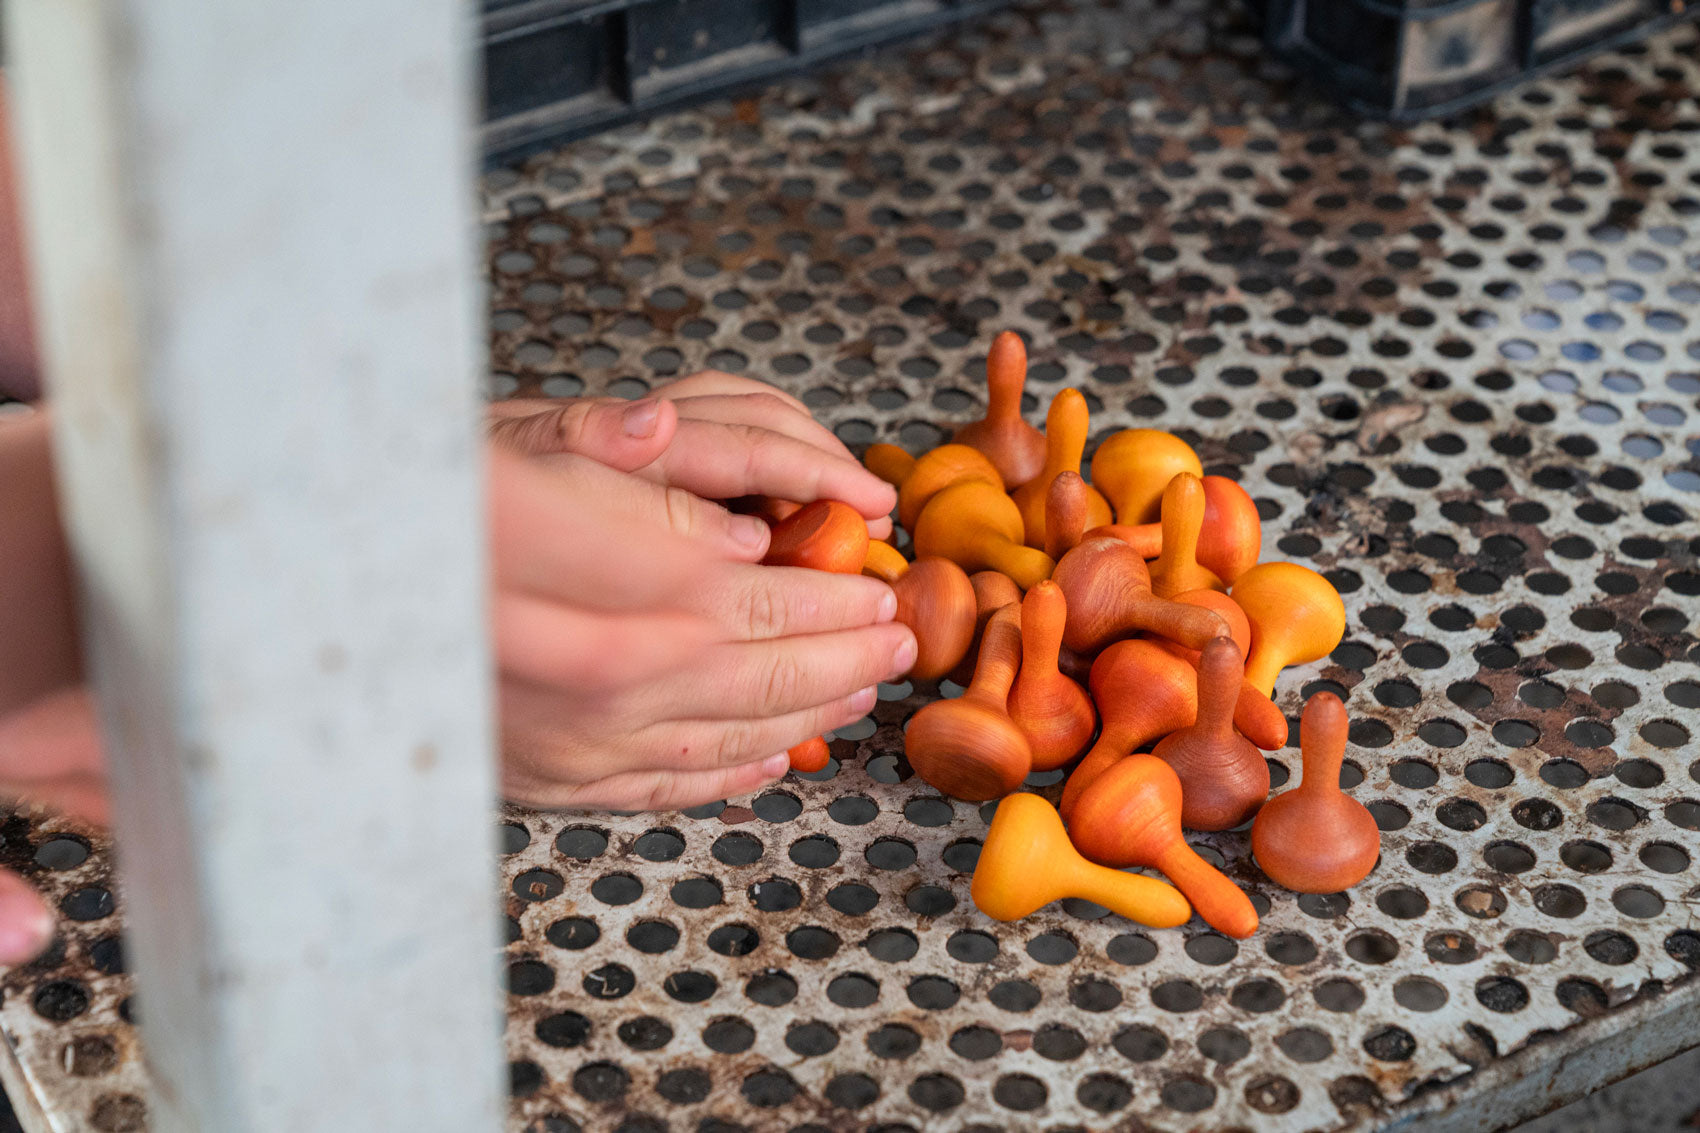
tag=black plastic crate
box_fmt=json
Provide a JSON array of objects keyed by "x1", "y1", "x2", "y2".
[
  {"x1": 482, "y1": 0, "x2": 1015, "y2": 163},
  {"x1": 1261, "y1": 0, "x2": 1697, "y2": 120}
]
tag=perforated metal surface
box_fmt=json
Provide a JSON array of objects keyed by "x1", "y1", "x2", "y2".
[{"x1": 4, "y1": 2, "x2": 1700, "y2": 1131}]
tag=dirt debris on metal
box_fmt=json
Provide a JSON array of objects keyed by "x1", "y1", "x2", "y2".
[{"x1": 4, "y1": 0, "x2": 1700, "y2": 1130}]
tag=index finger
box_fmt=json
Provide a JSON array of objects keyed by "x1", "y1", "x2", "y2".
[
  {"x1": 656, "y1": 420, "x2": 896, "y2": 529},
  {"x1": 666, "y1": 393, "x2": 858, "y2": 464}
]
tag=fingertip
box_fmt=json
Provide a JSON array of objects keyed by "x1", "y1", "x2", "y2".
[
  {"x1": 730, "y1": 515, "x2": 771, "y2": 559},
  {"x1": 889, "y1": 629, "x2": 917, "y2": 678},
  {"x1": 619, "y1": 397, "x2": 663, "y2": 439},
  {"x1": 760, "y1": 752, "x2": 791, "y2": 778},
  {"x1": 863, "y1": 480, "x2": 898, "y2": 518},
  {"x1": 580, "y1": 398, "x2": 675, "y2": 470},
  {"x1": 651, "y1": 397, "x2": 680, "y2": 446}
]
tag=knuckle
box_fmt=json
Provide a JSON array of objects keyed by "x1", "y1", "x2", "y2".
[
  {"x1": 708, "y1": 720, "x2": 764, "y2": 768},
  {"x1": 662, "y1": 486, "x2": 701, "y2": 537},
  {"x1": 549, "y1": 405, "x2": 592, "y2": 453},
  {"x1": 756, "y1": 654, "x2": 807, "y2": 716},
  {"x1": 742, "y1": 580, "x2": 788, "y2": 639}
]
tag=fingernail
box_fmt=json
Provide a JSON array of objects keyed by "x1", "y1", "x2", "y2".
[
  {"x1": 891, "y1": 634, "x2": 917, "y2": 676},
  {"x1": 877, "y1": 589, "x2": 897, "y2": 622},
  {"x1": 732, "y1": 516, "x2": 770, "y2": 553},
  {"x1": 760, "y1": 753, "x2": 791, "y2": 778},
  {"x1": 852, "y1": 684, "x2": 879, "y2": 713},
  {"x1": 622, "y1": 398, "x2": 662, "y2": 439}
]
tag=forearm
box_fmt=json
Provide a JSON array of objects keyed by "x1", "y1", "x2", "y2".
[{"x1": 0, "y1": 412, "x2": 81, "y2": 714}]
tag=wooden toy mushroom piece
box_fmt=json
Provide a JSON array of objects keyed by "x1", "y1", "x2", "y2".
[
  {"x1": 952, "y1": 331, "x2": 1046, "y2": 490},
  {"x1": 946, "y1": 570, "x2": 1024, "y2": 687},
  {"x1": 1086, "y1": 475, "x2": 1262, "y2": 585},
  {"x1": 862, "y1": 442, "x2": 916, "y2": 486},
  {"x1": 890, "y1": 557, "x2": 977, "y2": 682},
  {"x1": 890, "y1": 443, "x2": 1004, "y2": 532},
  {"x1": 1088, "y1": 428, "x2": 1202, "y2": 525},
  {"x1": 1149, "y1": 472, "x2": 1225, "y2": 599},
  {"x1": 762, "y1": 499, "x2": 869, "y2": 573},
  {"x1": 786, "y1": 736, "x2": 831, "y2": 774},
  {"x1": 1152, "y1": 637, "x2": 1271, "y2": 831},
  {"x1": 860, "y1": 539, "x2": 909, "y2": 584},
  {"x1": 1051, "y1": 536, "x2": 1226, "y2": 655},
  {"x1": 1058, "y1": 638, "x2": 1197, "y2": 820},
  {"x1": 1010, "y1": 388, "x2": 1112, "y2": 547},
  {"x1": 912, "y1": 480, "x2": 1055, "y2": 590},
  {"x1": 1251, "y1": 692, "x2": 1380, "y2": 893},
  {"x1": 972, "y1": 792, "x2": 1191, "y2": 928},
  {"x1": 1044, "y1": 470, "x2": 1089, "y2": 561},
  {"x1": 1163, "y1": 589, "x2": 1289, "y2": 752},
  {"x1": 903, "y1": 604, "x2": 1030, "y2": 801},
  {"x1": 1068, "y1": 754, "x2": 1260, "y2": 939},
  {"x1": 1007, "y1": 581, "x2": 1097, "y2": 772},
  {"x1": 1232, "y1": 562, "x2": 1347, "y2": 697}
]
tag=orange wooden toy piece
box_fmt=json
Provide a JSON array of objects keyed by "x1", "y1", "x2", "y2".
[
  {"x1": 1251, "y1": 692, "x2": 1380, "y2": 893},
  {"x1": 1058, "y1": 639, "x2": 1196, "y2": 820},
  {"x1": 891, "y1": 557, "x2": 977, "y2": 682},
  {"x1": 1191, "y1": 475, "x2": 1261, "y2": 584},
  {"x1": 748, "y1": 496, "x2": 802, "y2": 526},
  {"x1": 1051, "y1": 536, "x2": 1226, "y2": 655},
  {"x1": 1068, "y1": 754, "x2": 1260, "y2": 938},
  {"x1": 786, "y1": 736, "x2": 831, "y2": 774},
  {"x1": 1149, "y1": 473, "x2": 1225, "y2": 598},
  {"x1": 860, "y1": 539, "x2": 909, "y2": 584},
  {"x1": 890, "y1": 443, "x2": 1003, "y2": 531},
  {"x1": 1087, "y1": 475, "x2": 1262, "y2": 585},
  {"x1": 904, "y1": 605, "x2": 1030, "y2": 800},
  {"x1": 1152, "y1": 637, "x2": 1271, "y2": 831},
  {"x1": 1232, "y1": 562, "x2": 1347, "y2": 697},
  {"x1": 762, "y1": 499, "x2": 869, "y2": 573},
  {"x1": 862, "y1": 442, "x2": 916, "y2": 486},
  {"x1": 1010, "y1": 389, "x2": 1113, "y2": 547},
  {"x1": 1164, "y1": 588, "x2": 1251, "y2": 662},
  {"x1": 1089, "y1": 428, "x2": 1202, "y2": 525},
  {"x1": 1007, "y1": 581, "x2": 1096, "y2": 772},
  {"x1": 1165, "y1": 589, "x2": 1289, "y2": 752},
  {"x1": 947, "y1": 570, "x2": 1024, "y2": 687},
  {"x1": 953, "y1": 331, "x2": 1046, "y2": 490},
  {"x1": 913, "y1": 480, "x2": 1055, "y2": 590},
  {"x1": 972, "y1": 793, "x2": 1191, "y2": 928},
  {"x1": 1044, "y1": 470, "x2": 1088, "y2": 560}
]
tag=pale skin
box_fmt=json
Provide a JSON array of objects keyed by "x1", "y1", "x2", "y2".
[{"x1": 0, "y1": 79, "x2": 909, "y2": 964}]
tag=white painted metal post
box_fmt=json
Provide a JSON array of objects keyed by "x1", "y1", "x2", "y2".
[{"x1": 5, "y1": 2, "x2": 504, "y2": 1131}]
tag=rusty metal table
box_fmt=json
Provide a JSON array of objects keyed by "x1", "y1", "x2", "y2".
[{"x1": 4, "y1": 1, "x2": 1699, "y2": 1129}]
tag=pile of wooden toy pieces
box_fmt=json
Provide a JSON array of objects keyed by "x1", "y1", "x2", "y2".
[{"x1": 760, "y1": 332, "x2": 1378, "y2": 939}]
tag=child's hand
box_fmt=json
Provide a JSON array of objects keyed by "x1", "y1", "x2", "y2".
[
  {"x1": 0, "y1": 689, "x2": 105, "y2": 962},
  {"x1": 490, "y1": 444, "x2": 913, "y2": 811},
  {"x1": 488, "y1": 372, "x2": 894, "y2": 539}
]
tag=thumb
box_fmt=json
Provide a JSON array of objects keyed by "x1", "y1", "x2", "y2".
[
  {"x1": 0, "y1": 868, "x2": 54, "y2": 965},
  {"x1": 488, "y1": 398, "x2": 677, "y2": 472}
]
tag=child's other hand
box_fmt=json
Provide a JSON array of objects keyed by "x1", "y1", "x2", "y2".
[
  {"x1": 490, "y1": 444, "x2": 913, "y2": 812},
  {"x1": 488, "y1": 372, "x2": 894, "y2": 539}
]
